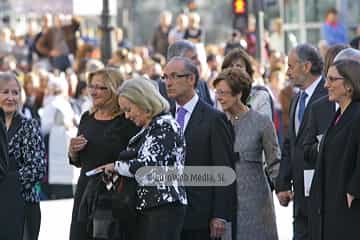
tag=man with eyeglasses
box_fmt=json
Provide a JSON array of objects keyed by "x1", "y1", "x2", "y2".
[
  {"x1": 167, "y1": 40, "x2": 214, "y2": 106},
  {"x1": 276, "y1": 44, "x2": 330, "y2": 240},
  {"x1": 0, "y1": 107, "x2": 8, "y2": 182},
  {"x1": 163, "y1": 56, "x2": 235, "y2": 240}
]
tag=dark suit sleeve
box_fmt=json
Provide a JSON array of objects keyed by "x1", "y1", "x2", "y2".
[
  {"x1": 210, "y1": 113, "x2": 235, "y2": 221},
  {"x1": 276, "y1": 135, "x2": 292, "y2": 192},
  {"x1": 0, "y1": 109, "x2": 8, "y2": 181},
  {"x1": 276, "y1": 99, "x2": 295, "y2": 193},
  {"x1": 303, "y1": 103, "x2": 320, "y2": 168}
]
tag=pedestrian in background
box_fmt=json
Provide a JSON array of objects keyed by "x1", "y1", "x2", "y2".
[{"x1": 321, "y1": 8, "x2": 348, "y2": 46}]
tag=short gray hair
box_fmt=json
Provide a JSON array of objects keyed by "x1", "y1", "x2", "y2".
[
  {"x1": 334, "y1": 48, "x2": 360, "y2": 63},
  {"x1": 295, "y1": 44, "x2": 323, "y2": 75},
  {"x1": 117, "y1": 76, "x2": 169, "y2": 118},
  {"x1": 167, "y1": 40, "x2": 196, "y2": 61},
  {"x1": 168, "y1": 56, "x2": 199, "y2": 88}
]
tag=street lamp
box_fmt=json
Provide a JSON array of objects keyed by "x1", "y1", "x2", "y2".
[{"x1": 99, "y1": 0, "x2": 113, "y2": 64}]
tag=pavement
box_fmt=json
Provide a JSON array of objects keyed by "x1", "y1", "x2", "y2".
[{"x1": 39, "y1": 193, "x2": 293, "y2": 240}]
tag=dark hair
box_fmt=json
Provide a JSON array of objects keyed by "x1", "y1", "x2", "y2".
[
  {"x1": 295, "y1": 44, "x2": 323, "y2": 75},
  {"x1": 350, "y1": 36, "x2": 360, "y2": 50},
  {"x1": 332, "y1": 59, "x2": 360, "y2": 101},
  {"x1": 167, "y1": 40, "x2": 196, "y2": 61},
  {"x1": 213, "y1": 67, "x2": 252, "y2": 104},
  {"x1": 74, "y1": 80, "x2": 87, "y2": 99},
  {"x1": 323, "y1": 44, "x2": 349, "y2": 76},
  {"x1": 325, "y1": 7, "x2": 338, "y2": 17},
  {"x1": 221, "y1": 48, "x2": 254, "y2": 78},
  {"x1": 206, "y1": 53, "x2": 216, "y2": 63}
]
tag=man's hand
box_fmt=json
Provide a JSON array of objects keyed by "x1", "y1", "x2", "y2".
[
  {"x1": 210, "y1": 218, "x2": 226, "y2": 239},
  {"x1": 276, "y1": 191, "x2": 294, "y2": 207}
]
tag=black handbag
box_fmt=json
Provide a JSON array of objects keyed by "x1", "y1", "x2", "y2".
[
  {"x1": 111, "y1": 175, "x2": 137, "y2": 222},
  {"x1": 91, "y1": 174, "x2": 136, "y2": 239}
]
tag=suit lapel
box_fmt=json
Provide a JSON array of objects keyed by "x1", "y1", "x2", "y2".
[
  {"x1": 297, "y1": 78, "x2": 327, "y2": 139},
  {"x1": 331, "y1": 102, "x2": 357, "y2": 133},
  {"x1": 184, "y1": 100, "x2": 205, "y2": 138},
  {"x1": 289, "y1": 94, "x2": 299, "y2": 140}
]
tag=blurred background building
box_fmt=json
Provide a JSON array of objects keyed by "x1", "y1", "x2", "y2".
[{"x1": 1, "y1": 0, "x2": 359, "y2": 54}]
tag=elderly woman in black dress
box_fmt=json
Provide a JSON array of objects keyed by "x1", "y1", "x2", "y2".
[{"x1": 308, "y1": 60, "x2": 360, "y2": 240}]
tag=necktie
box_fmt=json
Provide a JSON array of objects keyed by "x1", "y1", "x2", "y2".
[
  {"x1": 176, "y1": 107, "x2": 187, "y2": 131},
  {"x1": 298, "y1": 91, "x2": 308, "y2": 123}
]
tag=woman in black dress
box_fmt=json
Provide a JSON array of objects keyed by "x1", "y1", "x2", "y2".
[
  {"x1": 68, "y1": 68, "x2": 139, "y2": 240},
  {"x1": 308, "y1": 60, "x2": 360, "y2": 240}
]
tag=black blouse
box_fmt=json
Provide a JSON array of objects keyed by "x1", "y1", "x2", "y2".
[{"x1": 76, "y1": 112, "x2": 139, "y2": 172}]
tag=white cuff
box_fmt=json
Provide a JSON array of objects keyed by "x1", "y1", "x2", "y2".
[{"x1": 114, "y1": 161, "x2": 134, "y2": 178}]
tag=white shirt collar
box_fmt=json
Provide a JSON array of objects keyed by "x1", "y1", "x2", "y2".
[
  {"x1": 176, "y1": 94, "x2": 199, "y2": 116},
  {"x1": 303, "y1": 76, "x2": 322, "y2": 101}
]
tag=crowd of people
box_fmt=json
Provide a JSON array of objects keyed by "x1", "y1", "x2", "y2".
[{"x1": 0, "y1": 7, "x2": 360, "y2": 240}]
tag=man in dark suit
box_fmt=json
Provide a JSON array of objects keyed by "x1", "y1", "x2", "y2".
[
  {"x1": 167, "y1": 40, "x2": 214, "y2": 106},
  {"x1": 0, "y1": 107, "x2": 8, "y2": 182},
  {"x1": 163, "y1": 56, "x2": 234, "y2": 240},
  {"x1": 276, "y1": 44, "x2": 328, "y2": 240}
]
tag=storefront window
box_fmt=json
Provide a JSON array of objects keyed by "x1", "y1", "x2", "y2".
[
  {"x1": 305, "y1": 0, "x2": 335, "y2": 22},
  {"x1": 283, "y1": 0, "x2": 299, "y2": 24},
  {"x1": 285, "y1": 30, "x2": 299, "y2": 53},
  {"x1": 307, "y1": 28, "x2": 321, "y2": 45}
]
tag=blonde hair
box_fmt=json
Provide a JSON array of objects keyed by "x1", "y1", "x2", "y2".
[
  {"x1": 88, "y1": 67, "x2": 124, "y2": 116},
  {"x1": 117, "y1": 76, "x2": 169, "y2": 118}
]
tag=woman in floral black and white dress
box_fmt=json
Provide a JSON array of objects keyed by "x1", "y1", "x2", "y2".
[
  {"x1": 98, "y1": 76, "x2": 187, "y2": 240},
  {"x1": 0, "y1": 72, "x2": 46, "y2": 240}
]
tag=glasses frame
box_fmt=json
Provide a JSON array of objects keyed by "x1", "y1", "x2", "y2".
[{"x1": 161, "y1": 72, "x2": 192, "y2": 81}]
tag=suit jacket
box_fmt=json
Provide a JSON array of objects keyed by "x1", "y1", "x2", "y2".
[
  {"x1": 309, "y1": 101, "x2": 360, "y2": 240},
  {"x1": 173, "y1": 99, "x2": 235, "y2": 230},
  {"x1": 0, "y1": 108, "x2": 8, "y2": 182},
  {"x1": 303, "y1": 95, "x2": 336, "y2": 168},
  {"x1": 196, "y1": 79, "x2": 214, "y2": 106},
  {"x1": 276, "y1": 77, "x2": 328, "y2": 216}
]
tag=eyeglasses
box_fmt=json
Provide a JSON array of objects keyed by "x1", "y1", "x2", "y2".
[
  {"x1": 161, "y1": 72, "x2": 192, "y2": 81},
  {"x1": 326, "y1": 76, "x2": 344, "y2": 82},
  {"x1": 0, "y1": 89, "x2": 20, "y2": 96},
  {"x1": 88, "y1": 84, "x2": 108, "y2": 91},
  {"x1": 215, "y1": 89, "x2": 233, "y2": 97}
]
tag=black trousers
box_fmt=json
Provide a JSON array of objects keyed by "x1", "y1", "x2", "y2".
[
  {"x1": 293, "y1": 212, "x2": 309, "y2": 240},
  {"x1": 136, "y1": 203, "x2": 185, "y2": 240},
  {"x1": 23, "y1": 202, "x2": 41, "y2": 240}
]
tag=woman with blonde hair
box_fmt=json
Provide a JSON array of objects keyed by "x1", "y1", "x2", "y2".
[
  {"x1": 68, "y1": 67, "x2": 139, "y2": 240},
  {"x1": 98, "y1": 76, "x2": 187, "y2": 240},
  {"x1": 0, "y1": 72, "x2": 46, "y2": 240}
]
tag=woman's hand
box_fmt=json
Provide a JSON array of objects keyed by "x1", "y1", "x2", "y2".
[
  {"x1": 69, "y1": 135, "x2": 88, "y2": 157},
  {"x1": 347, "y1": 193, "x2": 355, "y2": 208},
  {"x1": 96, "y1": 163, "x2": 115, "y2": 175}
]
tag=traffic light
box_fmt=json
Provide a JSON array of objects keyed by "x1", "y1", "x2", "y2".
[{"x1": 233, "y1": 0, "x2": 247, "y2": 15}]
